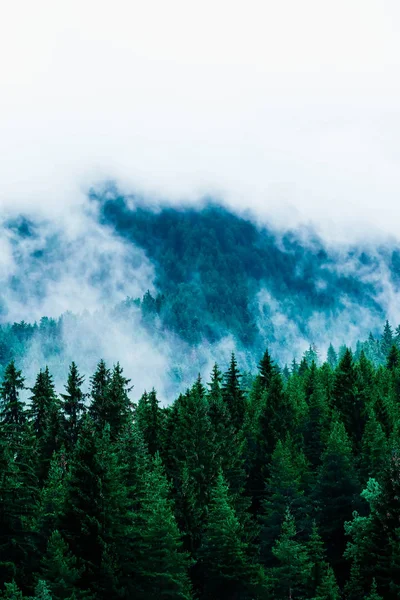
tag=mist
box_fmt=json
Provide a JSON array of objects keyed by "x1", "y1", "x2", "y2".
[{"x1": 2, "y1": 0, "x2": 400, "y2": 241}]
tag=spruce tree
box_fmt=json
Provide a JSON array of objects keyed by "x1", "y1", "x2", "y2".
[
  {"x1": 222, "y1": 353, "x2": 246, "y2": 431},
  {"x1": 332, "y1": 349, "x2": 366, "y2": 448},
  {"x1": 312, "y1": 564, "x2": 340, "y2": 600},
  {"x1": 136, "y1": 388, "x2": 163, "y2": 456},
  {"x1": 260, "y1": 437, "x2": 306, "y2": 565},
  {"x1": 29, "y1": 368, "x2": 61, "y2": 482},
  {"x1": 0, "y1": 361, "x2": 26, "y2": 440},
  {"x1": 88, "y1": 359, "x2": 111, "y2": 431},
  {"x1": 40, "y1": 530, "x2": 82, "y2": 600},
  {"x1": 327, "y1": 344, "x2": 338, "y2": 369},
  {"x1": 136, "y1": 454, "x2": 193, "y2": 600},
  {"x1": 381, "y1": 320, "x2": 394, "y2": 357},
  {"x1": 258, "y1": 348, "x2": 277, "y2": 390},
  {"x1": 61, "y1": 419, "x2": 129, "y2": 598},
  {"x1": 271, "y1": 507, "x2": 311, "y2": 600},
  {"x1": 104, "y1": 363, "x2": 133, "y2": 440},
  {"x1": 198, "y1": 470, "x2": 263, "y2": 600},
  {"x1": 313, "y1": 419, "x2": 360, "y2": 575},
  {"x1": 60, "y1": 363, "x2": 86, "y2": 450},
  {"x1": 365, "y1": 579, "x2": 383, "y2": 600}
]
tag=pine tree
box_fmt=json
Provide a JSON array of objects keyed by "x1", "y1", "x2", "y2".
[
  {"x1": 260, "y1": 437, "x2": 306, "y2": 565},
  {"x1": 258, "y1": 348, "x2": 277, "y2": 390},
  {"x1": 312, "y1": 564, "x2": 340, "y2": 600},
  {"x1": 327, "y1": 344, "x2": 338, "y2": 369},
  {"x1": 271, "y1": 507, "x2": 311, "y2": 600},
  {"x1": 365, "y1": 579, "x2": 383, "y2": 600},
  {"x1": 387, "y1": 344, "x2": 400, "y2": 371},
  {"x1": 381, "y1": 320, "x2": 394, "y2": 357},
  {"x1": 37, "y1": 449, "x2": 68, "y2": 542},
  {"x1": 88, "y1": 360, "x2": 111, "y2": 431},
  {"x1": 136, "y1": 454, "x2": 193, "y2": 600},
  {"x1": 313, "y1": 419, "x2": 360, "y2": 575},
  {"x1": 308, "y1": 521, "x2": 326, "y2": 595},
  {"x1": 0, "y1": 429, "x2": 39, "y2": 589},
  {"x1": 104, "y1": 363, "x2": 133, "y2": 439},
  {"x1": 61, "y1": 419, "x2": 129, "y2": 597},
  {"x1": 60, "y1": 363, "x2": 86, "y2": 450},
  {"x1": 222, "y1": 353, "x2": 246, "y2": 431},
  {"x1": 0, "y1": 361, "x2": 26, "y2": 439},
  {"x1": 303, "y1": 370, "x2": 330, "y2": 469},
  {"x1": 136, "y1": 388, "x2": 163, "y2": 456},
  {"x1": 170, "y1": 386, "x2": 218, "y2": 553},
  {"x1": 40, "y1": 530, "x2": 82, "y2": 600},
  {"x1": 29, "y1": 368, "x2": 61, "y2": 482},
  {"x1": 0, "y1": 581, "x2": 24, "y2": 600},
  {"x1": 360, "y1": 409, "x2": 388, "y2": 481},
  {"x1": 198, "y1": 470, "x2": 263, "y2": 600},
  {"x1": 332, "y1": 349, "x2": 366, "y2": 448},
  {"x1": 33, "y1": 580, "x2": 52, "y2": 600}
]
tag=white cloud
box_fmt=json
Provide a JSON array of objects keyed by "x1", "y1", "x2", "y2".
[{"x1": 1, "y1": 0, "x2": 400, "y2": 240}]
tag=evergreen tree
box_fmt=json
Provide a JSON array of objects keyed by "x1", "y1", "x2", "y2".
[
  {"x1": 312, "y1": 564, "x2": 340, "y2": 600},
  {"x1": 0, "y1": 361, "x2": 26, "y2": 439},
  {"x1": 258, "y1": 348, "x2": 277, "y2": 390},
  {"x1": 88, "y1": 360, "x2": 111, "y2": 431},
  {"x1": 198, "y1": 470, "x2": 263, "y2": 600},
  {"x1": 365, "y1": 579, "x2": 383, "y2": 600},
  {"x1": 136, "y1": 388, "x2": 163, "y2": 456},
  {"x1": 313, "y1": 419, "x2": 360, "y2": 575},
  {"x1": 332, "y1": 349, "x2": 366, "y2": 448},
  {"x1": 271, "y1": 507, "x2": 311, "y2": 600},
  {"x1": 60, "y1": 363, "x2": 86, "y2": 449},
  {"x1": 136, "y1": 454, "x2": 193, "y2": 600},
  {"x1": 0, "y1": 581, "x2": 24, "y2": 600},
  {"x1": 260, "y1": 437, "x2": 306, "y2": 565},
  {"x1": 61, "y1": 419, "x2": 129, "y2": 598},
  {"x1": 40, "y1": 530, "x2": 82, "y2": 600},
  {"x1": 381, "y1": 320, "x2": 394, "y2": 357},
  {"x1": 387, "y1": 344, "x2": 400, "y2": 371},
  {"x1": 103, "y1": 363, "x2": 133, "y2": 439},
  {"x1": 33, "y1": 580, "x2": 52, "y2": 600},
  {"x1": 360, "y1": 409, "x2": 388, "y2": 481},
  {"x1": 308, "y1": 521, "x2": 326, "y2": 595},
  {"x1": 29, "y1": 368, "x2": 61, "y2": 481},
  {"x1": 303, "y1": 370, "x2": 330, "y2": 469},
  {"x1": 327, "y1": 344, "x2": 338, "y2": 369},
  {"x1": 222, "y1": 353, "x2": 246, "y2": 432}
]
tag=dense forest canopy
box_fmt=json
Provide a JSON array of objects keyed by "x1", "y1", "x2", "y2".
[{"x1": 1, "y1": 328, "x2": 400, "y2": 598}]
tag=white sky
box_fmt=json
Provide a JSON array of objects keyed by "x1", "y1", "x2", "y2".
[{"x1": 1, "y1": 0, "x2": 400, "y2": 240}]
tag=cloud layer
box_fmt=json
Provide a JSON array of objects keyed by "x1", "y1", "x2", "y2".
[{"x1": 1, "y1": 0, "x2": 400, "y2": 240}]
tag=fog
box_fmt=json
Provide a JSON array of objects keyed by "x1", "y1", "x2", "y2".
[
  {"x1": 2, "y1": 0, "x2": 400, "y2": 240},
  {"x1": 1, "y1": 0, "x2": 400, "y2": 398}
]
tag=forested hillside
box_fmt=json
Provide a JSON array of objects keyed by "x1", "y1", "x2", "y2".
[
  {"x1": 2, "y1": 331, "x2": 400, "y2": 599},
  {"x1": 2, "y1": 194, "x2": 400, "y2": 395}
]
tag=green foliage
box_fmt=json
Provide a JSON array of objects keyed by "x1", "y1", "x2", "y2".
[
  {"x1": 271, "y1": 507, "x2": 311, "y2": 599},
  {"x1": 2, "y1": 323, "x2": 400, "y2": 598},
  {"x1": 198, "y1": 470, "x2": 263, "y2": 600}
]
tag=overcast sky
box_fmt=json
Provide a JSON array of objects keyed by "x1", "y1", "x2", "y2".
[{"x1": 1, "y1": 0, "x2": 400, "y2": 241}]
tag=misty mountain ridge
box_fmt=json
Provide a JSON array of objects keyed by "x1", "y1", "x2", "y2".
[{"x1": 0, "y1": 187, "x2": 399, "y2": 397}]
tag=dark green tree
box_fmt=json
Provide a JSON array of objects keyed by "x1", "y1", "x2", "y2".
[
  {"x1": 88, "y1": 360, "x2": 111, "y2": 431},
  {"x1": 271, "y1": 507, "x2": 311, "y2": 600},
  {"x1": 222, "y1": 353, "x2": 246, "y2": 431},
  {"x1": 60, "y1": 363, "x2": 86, "y2": 449},
  {"x1": 198, "y1": 470, "x2": 263, "y2": 600},
  {"x1": 135, "y1": 454, "x2": 193, "y2": 600},
  {"x1": 313, "y1": 419, "x2": 360, "y2": 576},
  {"x1": 136, "y1": 388, "x2": 163, "y2": 456}
]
